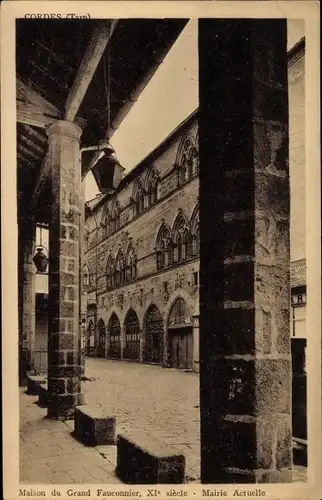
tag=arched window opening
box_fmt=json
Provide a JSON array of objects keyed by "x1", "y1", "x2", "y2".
[
  {"x1": 193, "y1": 224, "x2": 200, "y2": 256},
  {"x1": 106, "y1": 255, "x2": 115, "y2": 289},
  {"x1": 144, "y1": 305, "x2": 164, "y2": 364},
  {"x1": 108, "y1": 313, "x2": 121, "y2": 358},
  {"x1": 124, "y1": 309, "x2": 140, "y2": 360},
  {"x1": 168, "y1": 298, "x2": 186, "y2": 327},
  {"x1": 97, "y1": 319, "x2": 106, "y2": 358},
  {"x1": 84, "y1": 264, "x2": 90, "y2": 286},
  {"x1": 172, "y1": 215, "x2": 190, "y2": 264},
  {"x1": 177, "y1": 137, "x2": 196, "y2": 185},
  {"x1": 133, "y1": 179, "x2": 145, "y2": 217},
  {"x1": 190, "y1": 206, "x2": 200, "y2": 257},
  {"x1": 156, "y1": 224, "x2": 171, "y2": 271},
  {"x1": 115, "y1": 251, "x2": 125, "y2": 286},
  {"x1": 86, "y1": 320, "x2": 95, "y2": 355},
  {"x1": 126, "y1": 245, "x2": 137, "y2": 282}
]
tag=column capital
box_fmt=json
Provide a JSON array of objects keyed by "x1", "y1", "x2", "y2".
[{"x1": 47, "y1": 120, "x2": 82, "y2": 141}]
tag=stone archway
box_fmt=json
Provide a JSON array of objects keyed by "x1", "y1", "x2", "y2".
[
  {"x1": 124, "y1": 309, "x2": 140, "y2": 360},
  {"x1": 167, "y1": 298, "x2": 193, "y2": 370},
  {"x1": 143, "y1": 304, "x2": 164, "y2": 364},
  {"x1": 97, "y1": 319, "x2": 106, "y2": 358},
  {"x1": 108, "y1": 313, "x2": 121, "y2": 359},
  {"x1": 86, "y1": 320, "x2": 94, "y2": 355}
]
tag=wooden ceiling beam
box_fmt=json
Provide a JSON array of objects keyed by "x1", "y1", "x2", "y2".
[
  {"x1": 65, "y1": 20, "x2": 117, "y2": 122},
  {"x1": 17, "y1": 151, "x2": 35, "y2": 168},
  {"x1": 22, "y1": 124, "x2": 48, "y2": 144},
  {"x1": 20, "y1": 134, "x2": 45, "y2": 155},
  {"x1": 30, "y1": 149, "x2": 51, "y2": 209},
  {"x1": 18, "y1": 143, "x2": 42, "y2": 161},
  {"x1": 17, "y1": 78, "x2": 59, "y2": 115},
  {"x1": 17, "y1": 100, "x2": 59, "y2": 129}
]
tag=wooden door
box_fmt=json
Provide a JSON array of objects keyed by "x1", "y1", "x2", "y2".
[
  {"x1": 178, "y1": 334, "x2": 186, "y2": 369},
  {"x1": 169, "y1": 329, "x2": 193, "y2": 369}
]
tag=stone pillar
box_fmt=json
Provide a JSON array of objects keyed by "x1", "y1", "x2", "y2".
[
  {"x1": 199, "y1": 20, "x2": 291, "y2": 483},
  {"x1": 192, "y1": 315, "x2": 199, "y2": 373},
  {"x1": 79, "y1": 180, "x2": 86, "y2": 376},
  {"x1": 47, "y1": 120, "x2": 83, "y2": 420},
  {"x1": 20, "y1": 220, "x2": 36, "y2": 379}
]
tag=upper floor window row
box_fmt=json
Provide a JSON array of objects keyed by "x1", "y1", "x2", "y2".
[
  {"x1": 106, "y1": 244, "x2": 137, "y2": 290},
  {"x1": 133, "y1": 167, "x2": 160, "y2": 217},
  {"x1": 155, "y1": 206, "x2": 199, "y2": 271},
  {"x1": 176, "y1": 134, "x2": 199, "y2": 186}
]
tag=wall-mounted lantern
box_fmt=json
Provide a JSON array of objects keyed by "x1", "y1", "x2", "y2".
[{"x1": 33, "y1": 246, "x2": 48, "y2": 274}]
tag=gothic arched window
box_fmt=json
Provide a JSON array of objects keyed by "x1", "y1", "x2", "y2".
[
  {"x1": 133, "y1": 179, "x2": 145, "y2": 217},
  {"x1": 172, "y1": 214, "x2": 190, "y2": 264},
  {"x1": 146, "y1": 167, "x2": 160, "y2": 208},
  {"x1": 155, "y1": 223, "x2": 171, "y2": 270},
  {"x1": 190, "y1": 205, "x2": 200, "y2": 257},
  {"x1": 115, "y1": 250, "x2": 125, "y2": 286},
  {"x1": 84, "y1": 264, "x2": 90, "y2": 286},
  {"x1": 126, "y1": 244, "x2": 137, "y2": 282},
  {"x1": 177, "y1": 136, "x2": 196, "y2": 185},
  {"x1": 106, "y1": 254, "x2": 115, "y2": 289}
]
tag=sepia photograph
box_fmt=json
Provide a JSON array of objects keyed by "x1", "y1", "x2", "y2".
[{"x1": 1, "y1": 1, "x2": 321, "y2": 497}]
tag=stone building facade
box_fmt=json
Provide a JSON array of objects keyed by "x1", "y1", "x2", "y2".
[
  {"x1": 85, "y1": 39, "x2": 306, "y2": 386},
  {"x1": 84, "y1": 111, "x2": 200, "y2": 371}
]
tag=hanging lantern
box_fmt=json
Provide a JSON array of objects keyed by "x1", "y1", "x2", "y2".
[
  {"x1": 91, "y1": 146, "x2": 125, "y2": 194},
  {"x1": 33, "y1": 246, "x2": 48, "y2": 274}
]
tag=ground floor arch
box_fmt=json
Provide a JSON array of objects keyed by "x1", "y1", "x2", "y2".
[
  {"x1": 86, "y1": 320, "x2": 95, "y2": 355},
  {"x1": 143, "y1": 304, "x2": 164, "y2": 364},
  {"x1": 124, "y1": 309, "x2": 140, "y2": 360},
  {"x1": 97, "y1": 319, "x2": 106, "y2": 358},
  {"x1": 167, "y1": 297, "x2": 193, "y2": 370},
  {"x1": 108, "y1": 313, "x2": 121, "y2": 359}
]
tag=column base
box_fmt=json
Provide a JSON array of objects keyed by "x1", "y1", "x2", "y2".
[
  {"x1": 193, "y1": 361, "x2": 200, "y2": 373},
  {"x1": 47, "y1": 393, "x2": 83, "y2": 420}
]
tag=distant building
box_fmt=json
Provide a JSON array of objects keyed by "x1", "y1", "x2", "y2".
[
  {"x1": 84, "y1": 111, "x2": 199, "y2": 371},
  {"x1": 84, "y1": 40, "x2": 307, "y2": 439}
]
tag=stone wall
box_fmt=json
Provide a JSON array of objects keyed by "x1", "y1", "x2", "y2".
[{"x1": 85, "y1": 115, "x2": 200, "y2": 368}]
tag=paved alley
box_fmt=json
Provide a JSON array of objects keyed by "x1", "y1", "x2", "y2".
[
  {"x1": 20, "y1": 358, "x2": 307, "y2": 484},
  {"x1": 83, "y1": 358, "x2": 200, "y2": 481}
]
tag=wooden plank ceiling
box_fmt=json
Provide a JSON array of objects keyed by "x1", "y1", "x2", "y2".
[{"x1": 16, "y1": 18, "x2": 188, "y2": 224}]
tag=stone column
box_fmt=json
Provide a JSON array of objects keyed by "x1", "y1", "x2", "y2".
[
  {"x1": 47, "y1": 120, "x2": 83, "y2": 420},
  {"x1": 199, "y1": 20, "x2": 291, "y2": 483},
  {"x1": 79, "y1": 180, "x2": 86, "y2": 376},
  {"x1": 20, "y1": 220, "x2": 36, "y2": 379}
]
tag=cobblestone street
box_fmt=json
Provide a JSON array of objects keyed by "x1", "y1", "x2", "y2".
[
  {"x1": 83, "y1": 358, "x2": 200, "y2": 481},
  {"x1": 20, "y1": 357, "x2": 307, "y2": 484}
]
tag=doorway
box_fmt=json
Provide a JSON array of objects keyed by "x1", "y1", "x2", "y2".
[{"x1": 168, "y1": 327, "x2": 193, "y2": 369}]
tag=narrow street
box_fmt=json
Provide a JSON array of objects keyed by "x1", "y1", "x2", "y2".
[
  {"x1": 83, "y1": 357, "x2": 201, "y2": 481},
  {"x1": 20, "y1": 357, "x2": 306, "y2": 484}
]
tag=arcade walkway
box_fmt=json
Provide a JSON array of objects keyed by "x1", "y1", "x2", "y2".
[{"x1": 20, "y1": 358, "x2": 306, "y2": 484}]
